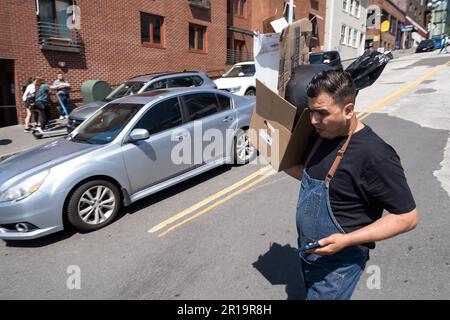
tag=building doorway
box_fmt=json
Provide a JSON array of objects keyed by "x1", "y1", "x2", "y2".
[{"x1": 0, "y1": 59, "x2": 18, "y2": 128}]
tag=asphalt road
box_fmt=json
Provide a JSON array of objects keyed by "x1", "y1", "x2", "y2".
[{"x1": 1, "y1": 51, "x2": 450, "y2": 300}]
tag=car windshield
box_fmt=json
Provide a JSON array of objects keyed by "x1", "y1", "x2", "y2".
[
  {"x1": 222, "y1": 64, "x2": 255, "y2": 78},
  {"x1": 309, "y1": 54, "x2": 323, "y2": 64},
  {"x1": 104, "y1": 81, "x2": 146, "y2": 101},
  {"x1": 69, "y1": 103, "x2": 145, "y2": 145}
]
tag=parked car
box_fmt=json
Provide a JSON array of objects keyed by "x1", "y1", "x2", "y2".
[
  {"x1": 214, "y1": 61, "x2": 256, "y2": 96},
  {"x1": 67, "y1": 71, "x2": 216, "y2": 132},
  {"x1": 309, "y1": 50, "x2": 343, "y2": 71},
  {"x1": 432, "y1": 36, "x2": 442, "y2": 49},
  {"x1": 0, "y1": 88, "x2": 257, "y2": 240},
  {"x1": 415, "y1": 39, "x2": 435, "y2": 53}
]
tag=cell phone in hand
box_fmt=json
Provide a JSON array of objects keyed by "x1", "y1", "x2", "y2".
[{"x1": 298, "y1": 242, "x2": 321, "y2": 252}]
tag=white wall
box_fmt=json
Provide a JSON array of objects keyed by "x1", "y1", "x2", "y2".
[{"x1": 324, "y1": 0, "x2": 368, "y2": 60}]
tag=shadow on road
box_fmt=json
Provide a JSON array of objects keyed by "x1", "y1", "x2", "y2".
[
  {"x1": 119, "y1": 164, "x2": 234, "y2": 217},
  {"x1": 253, "y1": 242, "x2": 306, "y2": 300},
  {"x1": 0, "y1": 139, "x2": 12, "y2": 146}
]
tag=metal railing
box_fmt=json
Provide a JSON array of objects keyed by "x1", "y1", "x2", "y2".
[
  {"x1": 188, "y1": 0, "x2": 211, "y2": 9},
  {"x1": 38, "y1": 21, "x2": 82, "y2": 52},
  {"x1": 226, "y1": 49, "x2": 254, "y2": 65}
]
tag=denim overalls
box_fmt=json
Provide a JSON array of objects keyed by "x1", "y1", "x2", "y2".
[{"x1": 296, "y1": 124, "x2": 369, "y2": 300}]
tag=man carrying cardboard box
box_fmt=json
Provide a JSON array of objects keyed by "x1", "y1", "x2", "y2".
[{"x1": 285, "y1": 70, "x2": 420, "y2": 300}]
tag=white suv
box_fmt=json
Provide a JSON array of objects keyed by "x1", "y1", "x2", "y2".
[{"x1": 214, "y1": 61, "x2": 256, "y2": 96}]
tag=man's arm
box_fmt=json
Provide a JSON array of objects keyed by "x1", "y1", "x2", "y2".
[
  {"x1": 283, "y1": 164, "x2": 304, "y2": 181},
  {"x1": 311, "y1": 208, "x2": 420, "y2": 255}
]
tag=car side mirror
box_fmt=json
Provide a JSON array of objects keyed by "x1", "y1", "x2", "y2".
[{"x1": 128, "y1": 128, "x2": 149, "y2": 142}]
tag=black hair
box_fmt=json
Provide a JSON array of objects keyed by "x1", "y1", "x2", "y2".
[{"x1": 306, "y1": 70, "x2": 356, "y2": 106}]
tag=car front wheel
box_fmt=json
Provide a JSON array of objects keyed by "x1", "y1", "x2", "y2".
[
  {"x1": 234, "y1": 129, "x2": 257, "y2": 165},
  {"x1": 66, "y1": 180, "x2": 120, "y2": 232},
  {"x1": 245, "y1": 88, "x2": 256, "y2": 96}
]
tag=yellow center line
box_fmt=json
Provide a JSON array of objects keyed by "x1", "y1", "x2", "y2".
[
  {"x1": 357, "y1": 63, "x2": 449, "y2": 121},
  {"x1": 158, "y1": 174, "x2": 272, "y2": 237},
  {"x1": 148, "y1": 165, "x2": 273, "y2": 233}
]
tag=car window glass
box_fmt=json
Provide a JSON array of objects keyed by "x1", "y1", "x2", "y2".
[
  {"x1": 192, "y1": 76, "x2": 204, "y2": 86},
  {"x1": 105, "y1": 81, "x2": 145, "y2": 100},
  {"x1": 168, "y1": 77, "x2": 195, "y2": 88},
  {"x1": 184, "y1": 93, "x2": 219, "y2": 121},
  {"x1": 223, "y1": 65, "x2": 255, "y2": 78},
  {"x1": 216, "y1": 94, "x2": 231, "y2": 112},
  {"x1": 133, "y1": 97, "x2": 182, "y2": 135},
  {"x1": 146, "y1": 79, "x2": 167, "y2": 90},
  {"x1": 309, "y1": 54, "x2": 322, "y2": 64},
  {"x1": 73, "y1": 103, "x2": 144, "y2": 145}
]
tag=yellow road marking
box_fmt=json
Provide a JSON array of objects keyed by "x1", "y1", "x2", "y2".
[
  {"x1": 357, "y1": 63, "x2": 449, "y2": 121},
  {"x1": 158, "y1": 174, "x2": 272, "y2": 237},
  {"x1": 148, "y1": 165, "x2": 273, "y2": 233}
]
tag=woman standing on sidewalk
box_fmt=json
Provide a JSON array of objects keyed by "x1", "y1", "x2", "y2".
[{"x1": 22, "y1": 77, "x2": 36, "y2": 133}]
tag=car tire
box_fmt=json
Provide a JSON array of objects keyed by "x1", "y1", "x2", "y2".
[
  {"x1": 66, "y1": 180, "x2": 121, "y2": 232},
  {"x1": 233, "y1": 129, "x2": 257, "y2": 165},
  {"x1": 245, "y1": 88, "x2": 256, "y2": 96}
]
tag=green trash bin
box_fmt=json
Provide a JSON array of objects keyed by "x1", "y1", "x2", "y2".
[{"x1": 80, "y1": 80, "x2": 112, "y2": 104}]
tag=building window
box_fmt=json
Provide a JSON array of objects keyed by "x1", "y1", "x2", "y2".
[
  {"x1": 355, "y1": 0, "x2": 360, "y2": 18},
  {"x1": 283, "y1": 1, "x2": 296, "y2": 21},
  {"x1": 389, "y1": 16, "x2": 397, "y2": 34},
  {"x1": 340, "y1": 25, "x2": 346, "y2": 45},
  {"x1": 140, "y1": 13, "x2": 164, "y2": 47},
  {"x1": 310, "y1": 14, "x2": 318, "y2": 38},
  {"x1": 345, "y1": 26, "x2": 351, "y2": 45},
  {"x1": 38, "y1": 0, "x2": 73, "y2": 38},
  {"x1": 350, "y1": 0, "x2": 355, "y2": 15},
  {"x1": 233, "y1": 0, "x2": 246, "y2": 17},
  {"x1": 352, "y1": 29, "x2": 358, "y2": 47},
  {"x1": 189, "y1": 24, "x2": 206, "y2": 52},
  {"x1": 343, "y1": 0, "x2": 348, "y2": 12}
]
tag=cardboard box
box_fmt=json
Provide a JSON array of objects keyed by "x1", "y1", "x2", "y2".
[
  {"x1": 277, "y1": 18, "x2": 312, "y2": 97},
  {"x1": 250, "y1": 19, "x2": 313, "y2": 172},
  {"x1": 249, "y1": 79, "x2": 313, "y2": 171}
]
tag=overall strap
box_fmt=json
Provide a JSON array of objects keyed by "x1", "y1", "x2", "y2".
[{"x1": 325, "y1": 119, "x2": 358, "y2": 183}]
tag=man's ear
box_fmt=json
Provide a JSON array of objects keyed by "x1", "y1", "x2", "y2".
[{"x1": 343, "y1": 102, "x2": 355, "y2": 119}]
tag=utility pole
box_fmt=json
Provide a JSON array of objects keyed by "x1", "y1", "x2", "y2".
[{"x1": 288, "y1": 0, "x2": 295, "y2": 24}]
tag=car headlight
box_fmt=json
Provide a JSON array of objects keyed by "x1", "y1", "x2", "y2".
[
  {"x1": 228, "y1": 86, "x2": 242, "y2": 93},
  {"x1": 0, "y1": 170, "x2": 50, "y2": 202}
]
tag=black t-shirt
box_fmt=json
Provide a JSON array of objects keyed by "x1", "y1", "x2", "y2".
[{"x1": 304, "y1": 125, "x2": 416, "y2": 249}]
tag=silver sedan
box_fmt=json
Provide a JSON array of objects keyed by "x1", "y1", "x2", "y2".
[{"x1": 0, "y1": 88, "x2": 256, "y2": 240}]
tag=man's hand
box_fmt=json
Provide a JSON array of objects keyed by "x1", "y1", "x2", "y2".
[{"x1": 308, "y1": 234, "x2": 351, "y2": 255}]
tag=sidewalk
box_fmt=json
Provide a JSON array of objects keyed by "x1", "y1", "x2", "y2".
[{"x1": 0, "y1": 120, "x2": 65, "y2": 160}]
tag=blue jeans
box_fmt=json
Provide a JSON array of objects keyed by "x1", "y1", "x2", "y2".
[{"x1": 57, "y1": 94, "x2": 70, "y2": 116}]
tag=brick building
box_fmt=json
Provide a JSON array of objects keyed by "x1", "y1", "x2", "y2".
[
  {"x1": 366, "y1": 0, "x2": 428, "y2": 51},
  {"x1": 0, "y1": 0, "x2": 228, "y2": 127}
]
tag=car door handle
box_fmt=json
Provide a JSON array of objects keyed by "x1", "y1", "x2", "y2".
[
  {"x1": 223, "y1": 116, "x2": 233, "y2": 122},
  {"x1": 175, "y1": 134, "x2": 188, "y2": 141}
]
